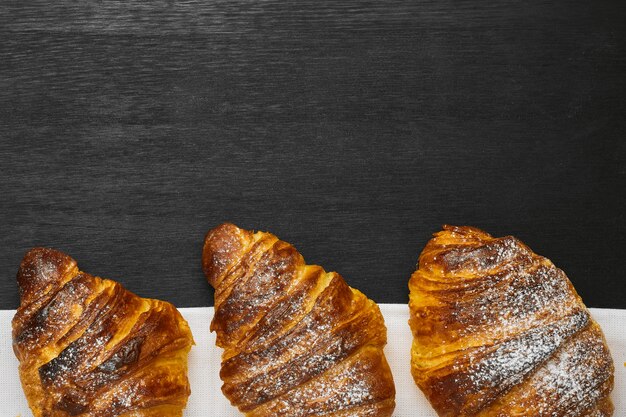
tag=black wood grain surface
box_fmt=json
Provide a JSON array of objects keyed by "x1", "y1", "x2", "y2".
[{"x1": 1, "y1": 1, "x2": 624, "y2": 310}]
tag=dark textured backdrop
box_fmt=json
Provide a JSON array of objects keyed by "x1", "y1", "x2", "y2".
[{"x1": 1, "y1": 1, "x2": 625, "y2": 310}]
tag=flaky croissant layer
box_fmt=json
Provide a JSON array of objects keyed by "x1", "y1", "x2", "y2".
[
  {"x1": 203, "y1": 223, "x2": 396, "y2": 417},
  {"x1": 12, "y1": 248, "x2": 194, "y2": 417},
  {"x1": 409, "y1": 226, "x2": 614, "y2": 417}
]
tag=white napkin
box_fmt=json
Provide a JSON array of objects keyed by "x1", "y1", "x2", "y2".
[{"x1": 2, "y1": 305, "x2": 624, "y2": 416}]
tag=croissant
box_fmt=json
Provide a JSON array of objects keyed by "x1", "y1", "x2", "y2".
[
  {"x1": 202, "y1": 223, "x2": 396, "y2": 416},
  {"x1": 409, "y1": 226, "x2": 614, "y2": 417},
  {"x1": 12, "y1": 248, "x2": 194, "y2": 417}
]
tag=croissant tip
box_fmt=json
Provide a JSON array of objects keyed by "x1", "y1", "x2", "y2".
[
  {"x1": 17, "y1": 247, "x2": 76, "y2": 303},
  {"x1": 203, "y1": 223, "x2": 251, "y2": 288},
  {"x1": 440, "y1": 224, "x2": 469, "y2": 234},
  {"x1": 204, "y1": 222, "x2": 241, "y2": 239},
  {"x1": 439, "y1": 225, "x2": 492, "y2": 237},
  {"x1": 22, "y1": 246, "x2": 55, "y2": 257}
]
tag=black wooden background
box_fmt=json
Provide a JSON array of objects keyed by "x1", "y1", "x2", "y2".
[{"x1": 1, "y1": 1, "x2": 625, "y2": 310}]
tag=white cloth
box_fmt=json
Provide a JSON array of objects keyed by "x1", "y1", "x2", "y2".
[{"x1": 2, "y1": 305, "x2": 624, "y2": 416}]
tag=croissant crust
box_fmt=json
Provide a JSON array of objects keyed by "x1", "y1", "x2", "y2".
[
  {"x1": 409, "y1": 226, "x2": 614, "y2": 417},
  {"x1": 203, "y1": 223, "x2": 396, "y2": 417},
  {"x1": 12, "y1": 248, "x2": 194, "y2": 417}
]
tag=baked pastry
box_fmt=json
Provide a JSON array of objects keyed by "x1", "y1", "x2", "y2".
[
  {"x1": 203, "y1": 223, "x2": 396, "y2": 416},
  {"x1": 409, "y1": 225, "x2": 614, "y2": 417},
  {"x1": 12, "y1": 248, "x2": 194, "y2": 417}
]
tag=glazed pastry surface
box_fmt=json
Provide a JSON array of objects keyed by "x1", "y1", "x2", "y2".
[
  {"x1": 409, "y1": 226, "x2": 614, "y2": 417},
  {"x1": 12, "y1": 248, "x2": 194, "y2": 417},
  {"x1": 203, "y1": 223, "x2": 396, "y2": 417}
]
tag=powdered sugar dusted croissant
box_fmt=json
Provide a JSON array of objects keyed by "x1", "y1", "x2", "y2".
[
  {"x1": 409, "y1": 226, "x2": 614, "y2": 417},
  {"x1": 203, "y1": 223, "x2": 396, "y2": 416},
  {"x1": 12, "y1": 248, "x2": 194, "y2": 417}
]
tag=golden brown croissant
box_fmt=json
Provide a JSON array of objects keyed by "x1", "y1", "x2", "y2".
[
  {"x1": 409, "y1": 226, "x2": 614, "y2": 417},
  {"x1": 202, "y1": 223, "x2": 396, "y2": 417},
  {"x1": 12, "y1": 248, "x2": 194, "y2": 417}
]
